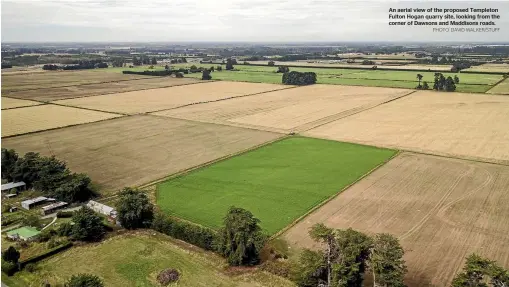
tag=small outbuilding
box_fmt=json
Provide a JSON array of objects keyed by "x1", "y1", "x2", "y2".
[
  {"x1": 21, "y1": 196, "x2": 48, "y2": 210},
  {"x1": 6, "y1": 226, "x2": 41, "y2": 241},
  {"x1": 1, "y1": 181, "x2": 26, "y2": 192},
  {"x1": 86, "y1": 200, "x2": 119, "y2": 225},
  {"x1": 41, "y1": 201, "x2": 69, "y2": 215}
]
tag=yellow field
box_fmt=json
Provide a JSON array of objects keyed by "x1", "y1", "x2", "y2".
[
  {"x1": 464, "y1": 63, "x2": 509, "y2": 73},
  {"x1": 153, "y1": 85, "x2": 412, "y2": 132},
  {"x1": 54, "y1": 81, "x2": 288, "y2": 114},
  {"x1": 1, "y1": 97, "x2": 42, "y2": 109},
  {"x1": 304, "y1": 91, "x2": 509, "y2": 164},
  {"x1": 487, "y1": 77, "x2": 509, "y2": 95},
  {"x1": 1, "y1": 104, "x2": 122, "y2": 137}
]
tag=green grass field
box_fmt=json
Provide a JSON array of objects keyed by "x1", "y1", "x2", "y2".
[
  {"x1": 156, "y1": 137, "x2": 396, "y2": 235},
  {"x1": 169, "y1": 63, "x2": 497, "y2": 93},
  {"x1": 2, "y1": 232, "x2": 294, "y2": 287}
]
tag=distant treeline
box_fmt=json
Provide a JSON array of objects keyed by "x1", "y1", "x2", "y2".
[{"x1": 42, "y1": 60, "x2": 108, "y2": 71}]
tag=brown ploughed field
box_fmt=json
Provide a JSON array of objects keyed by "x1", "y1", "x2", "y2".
[
  {"x1": 54, "y1": 81, "x2": 288, "y2": 115},
  {"x1": 1, "y1": 70, "x2": 147, "y2": 92},
  {"x1": 304, "y1": 91, "x2": 509, "y2": 164},
  {"x1": 1, "y1": 115, "x2": 283, "y2": 194},
  {"x1": 1, "y1": 104, "x2": 122, "y2": 137},
  {"x1": 153, "y1": 85, "x2": 412, "y2": 132},
  {"x1": 283, "y1": 152, "x2": 509, "y2": 287},
  {"x1": 2, "y1": 77, "x2": 203, "y2": 102}
]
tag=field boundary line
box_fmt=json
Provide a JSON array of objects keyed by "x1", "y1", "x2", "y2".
[
  {"x1": 299, "y1": 90, "x2": 417, "y2": 133},
  {"x1": 1, "y1": 114, "x2": 126, "y2": 139},
  {"x1": 1, "y1": 103, "x2": 49, "y2": 111},
  {"x1": 271, "y1": 149, "x2": 401, "y2": 240},
  {"x1": 484, "y1": 77, "x2": 509, "y2": 94},
  {"x1": 143, "y1": 84, "x2": 299, "y2": 114},
  {"x1": 47, "y1": 102, "x2": 130, "y2": 116},
  {"x1": 147, "y1": 114, "x2": 288, "y2": 134},
  {"x1": 301, "y1": 135, "x2": 509, "y2": 167},
  {"x1": 99, "y1": 134, "x2": 291, "y2": 203}
]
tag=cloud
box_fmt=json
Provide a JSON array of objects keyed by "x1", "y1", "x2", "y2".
[{"x1": 1, "y1": 0, "x2": 508, "y2": 42}]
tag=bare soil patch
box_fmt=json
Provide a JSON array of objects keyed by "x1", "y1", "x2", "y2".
[
  {"x1": 54, "y1": 81, "x2": 287, "y2": 115},
  {"x1": 1, "y1": 97, "x2": 42, "y2": 109},
  {"x1": 153, "y1": 85, "x2": 412, "y2": 133},
  {"x1": 2, "y1": 115, "x2": 283, "y2": 194},
  {"x1": 1, "y1": 70, "x2": 147, "y2": 92},
  {"x1": 283, "y1": 152, "x2": 509, "y2": 286},
  {"x1": 304, "y1": 91, "x2": 509, "y2": 164},
  {"x1": 1, "y1": 104, "x2": 122, "y2": 137},
  {"x1": 3, "y1": 77, "x2": 203, "y2": 102}
]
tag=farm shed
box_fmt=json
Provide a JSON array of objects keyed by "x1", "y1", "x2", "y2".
[
  {"x1": 1, "y1": 181, "x2": 26, "y2": 192},
  {"x1": 41, "y1": 201, "x2": 68, "y2": 215},
  {"x1": 86, "y1": 200, "x2": 117, "y2": 219},
  {"x1": 6, "y1": 226, "x2": 41, "y2": 241},
  {"x1": 21, "y1": 196, "x2": 48, "y2": 210}
]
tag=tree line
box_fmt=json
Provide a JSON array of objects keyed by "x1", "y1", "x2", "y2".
[
  {"x1": 1, "y1": 149, "x2": 94, "y2": 203},
  {"x1": 416, "y1": 73, "x2": 459, "y2": 92}
]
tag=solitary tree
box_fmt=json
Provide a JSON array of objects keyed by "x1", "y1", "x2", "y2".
[
  {"x1": 454, "y1": 75, "x2": 460, "y2": 84},
  {"x1": 416, "y1": 74, "x2": 423, "y2": 88},
  {"x1": 2, "y1": 246, "x2": 20, "y2": 264},
  {"x1": 151, "y1": 57, "x2": 157, "y2": 65},
  {"x1": 201, "y1": 69, "x2": 212, "y2": 80},
  {"x1": 422, "y1": 81, "x2": 430, "y2": 90},
  {"x1": 445, "y1": 76, "x2": 457, "y2": 92},
  {"x1": 370, "y1": 233, "x2": 407, "y2": 287},
  {"x1": 217, "y1": 206, "x2": 266, "y2": 266},
  {"x1": 65, "y1": 274, "x2": 104, "y2": 287},
  {"x1": 71, "y1": 207, "x2": 105, "y2": 241},
  {"x1": 268, "y1": 61, "x2": 275, "y2": 66},
  {"x1": 116, "y1": 187, "x2": 154, "y2": 229},
  {"x1": 225, "y1": 58, "x2": 235, "y2": 70}
]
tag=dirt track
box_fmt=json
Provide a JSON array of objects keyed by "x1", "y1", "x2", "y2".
[
  {"x1": 54, "y1": 81, "x2": 288, "y2": 114},
  {"x1": 283, "y1": 152, "x2": 509, "y2": 287},
  {"x1": 304, "y1": 91, "x2": 509, "y2": 164},
  {"x1": 154, "y1": 85, "x2": 412, "y2": 132},
  {"x1": 2, "y1": 115, "x2": 282, "y2": 194}
]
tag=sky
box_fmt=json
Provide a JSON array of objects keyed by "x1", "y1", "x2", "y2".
[{"x1": 1, "y1": 0, "x2": 508, "y2": 43}]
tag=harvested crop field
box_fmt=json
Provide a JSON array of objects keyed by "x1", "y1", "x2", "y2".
[
  {"x1": 304, "y1": 91, "x2": 509, "y2": 164},
  {"x1": 464, "y1": 63, "x2": 509, "y2": 73},
  {"x1": 55, "y1": 81, "x2": 289, "y2": 115},
  {"x1": 1, "y1": 70, "x2": 147, "y2": 92},
  {"x1": 3, "y1": 77, "x2": 203, "y2": 102},
  {"x1": 1, "y1": 97, "x2": 42, "y2": 109},
  {"x1": 157, "y1": 137, "x2": 396, "y2": 234},
  {"x1": 2, "y1": 115, "x2": 282, "y2": 193},
  {"x1": 246, "y1": 61, "x2": 453, "y2": 71},
  {"x1": 1, "y1": 104, "x2": 122, "y2": 137},
  {"x1": 153, "y1": 85, "x2": 412, "y2": 132},
  {"x1": 487, "y1": 77, "x2": 509, "y2": 95},
  {"x1": 283, "y1": 152, "x2": 509, "y2": 286}
]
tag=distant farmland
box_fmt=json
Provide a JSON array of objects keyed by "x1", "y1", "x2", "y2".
[
  {"x1": 157, "y1": 137, "x2": 396, "y2": 234},
  {"x1": 174, "y1": 64, "x2": 500, "y2": 93}
]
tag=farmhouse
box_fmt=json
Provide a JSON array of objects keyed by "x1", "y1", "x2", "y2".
[
  {"x1": 1, "y1": 181, "x2": 26, "y2": 192},
  {"x1": 21, "y1": 196, "x2": 50, "y2": 210},
  {"x1": 41, "y1": 201, "x2": 69, "y2": 215},
  {"x1": 6, "y1": 226, "x2": 41, "y2": 241}
]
